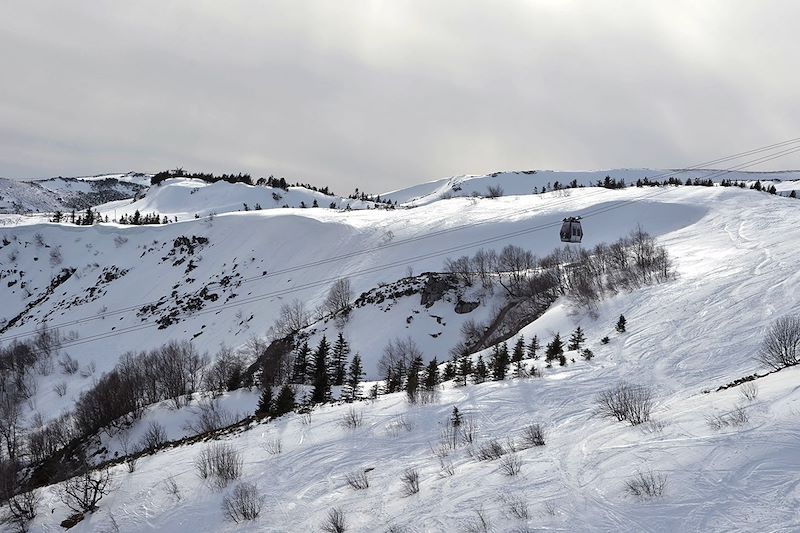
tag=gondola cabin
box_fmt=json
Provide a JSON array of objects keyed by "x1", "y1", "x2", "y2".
[{"x1": 560, "y1": 217, "x2": 583, "y2": 243}]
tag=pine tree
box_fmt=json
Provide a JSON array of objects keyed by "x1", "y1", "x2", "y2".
[
  {"x1": 443, "y1": 356, "x2": 457, "y2": 381},
  {"x1": 615, "y1": 315, "x2": 627, "y2": 333},
  {"x1": 545, "y1": 333, "x2": 564, "y2": 363},
  {"x1": 274, "y1": 384, "x2": 296, "y2": 416},
  {"x1": 474, "y1": 355, "x2": 488, "y2": 383},
  {"x1": 424, "y1": 358, "x2": 440, "y2": 390},
  {"x1": 406, "y1": 356, "x2": 423, "y2": 403},
  {"x1": 331, "y1": 333, "x2": 350, "y2": 386},
  {"x1": 255, "y1": 386, "x2": 273, "y2": 418},
  {"x1": 527, "y1": 335, "x2": 540, "y2": 360},
  {"x1": 310, "y1": 336, "x2": 331, "y2": 403},
  {"x1": 568, "y1": 326, "x2": 586, "y2": 351},
  {"x1": 457, "y1": 354, "x2": 473, "y2": 386},
  {"x1": 491, "y1": 343, "x2": 509, "y2": 381},
  {"x1": 291, "y1": 342, "x2": 310, "y2": 384},
  {"x1": 344, "y1": 354, "x2": 363, "y2": 402},
  {"x1": 582, "y1": 348, "x2": 594, "y2": 361},
  {"x1": 512, "y1": 336, "x2": 525, "y2": 363}
]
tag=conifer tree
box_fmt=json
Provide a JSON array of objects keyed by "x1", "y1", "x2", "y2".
[
  {"x1": 406, "y1": 356, "x2": 423, "y2": 403},
  {"x1": 457, "y1": 354, "x2": 473, "y2": 386},
  {"x1": 443, "y1": 356, "x2": 457, "y2": 381},
  {"x1": 491, "y1": 343, "x2": 509, "y2": 381},
  {"x1": 424, "y1": 358, "x2": 440, "y2": 390},
  {"x1": 344, "y1": 354, "x2": 363, "y2": 402},
  {"x1": 450, "y1": 406, "x2": 462, "y2": 448},
  {"x1": 615, "y1": 315, "x2": 627, "y2": 333},
  {"x1": 310, "y1": 336, "x2": 331, "y2": 403},
  {"x1": 582, "y1": 348, "x2": 594, "y2": 361},
  {"x1": 274, "y1": 384, "x2": 296, "y2": 416},
  {"x1": 512, "y1": 336, "x2": 525, "y2": 363},
  {"x1": 291, "y1": 342, "x2": 310, "y2": 384},
  {"x1": 527, "y1": 335, "x2": 540, "y2": 360},
  {"x1": 255, "y1": 386, "x2": 273, "y2": 418},
  {"x1": 474, "y1": 355, "x2": 488, "y2": 383},
  {"x1": 545, "y1": 333, "x2": 564, "y2": 363},
  {"x1": 568, "y1": 326, "x2": 586, "y2": 351},
  {"x1": 331, "y1": 333, "x2": 350, "y2": 386},
  {"x1": 790, "y1": 190, "x2": 797, "y2": 198}
]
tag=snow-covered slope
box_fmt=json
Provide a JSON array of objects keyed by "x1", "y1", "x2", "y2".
[
  {"x1": 94, "y1": 177, "x2": 379, "y2": 221},
  {"x1": 3, "y1": 171, "x2": 800, "y2": 532},
  {"x1": 382, "y1": 168, "x2": 800, "y2": 206},
  {"x1": 0, "y1": 173, "x2": 146, "y2": 214}
]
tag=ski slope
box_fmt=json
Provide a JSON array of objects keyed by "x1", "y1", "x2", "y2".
[{"x1": 3, "y1": 175, "x2": 800, "y2": 532}]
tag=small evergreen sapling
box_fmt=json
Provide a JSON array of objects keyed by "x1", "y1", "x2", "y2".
[
  {"x1": 568, "y1": 327, "x2": 586, "y2": 351},
  {"x1": 616, "y1": 315, "x2": 627, "y2": 333}
]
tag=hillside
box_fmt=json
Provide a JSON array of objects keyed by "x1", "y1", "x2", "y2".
[
  {"x1": 1, "y1": 172, "x2": 799, "y2": 532},
  {"x1": 0, "y1": 174, "x2": 146, "y2": 214}
]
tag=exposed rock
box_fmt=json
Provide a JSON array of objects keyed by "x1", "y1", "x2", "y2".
[
  {"x1": 420, "y1": 274, "x2": 457, "y2": 308},
  {"x1": 454, "y1": 300, "x2": 480, "y2": 314}
]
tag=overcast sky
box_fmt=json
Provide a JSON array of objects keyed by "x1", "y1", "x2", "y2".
[{"x1": 1, "y1": 1, "x2": 798, "y2": 193}]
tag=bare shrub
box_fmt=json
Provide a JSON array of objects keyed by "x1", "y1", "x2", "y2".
[
  {"x1": 400, "y1": 468, "x2": 420, "y2": 496},
  {"x1": 500, "y1": 492, "x2": 529, "y2": 520},
  {"x1": 273, "y1": 299, "x2": 310, "y2": 337},
  {"x1": 53, "y1": 381, "x2": 68, "y2": 397},
  {"x1": 139, "y1": 421, "x2": 167, "y2": 450},
  {"x1": 263, "y1": 437, "x2": 282, "y2": 455},
  {"x1": 758, "y1": 315, "x2": 800, "y2": 369},
  {"x1": 499, "y1": 453, "x2": 522, "y2": 476},
  {"x1": 345, "y1": 469, "x2": 370, "y2": 490},
  {"x1": 475, "y1": 439, "x2": 505, "y2": 461},
  {"x1": 739, "y1": 381, "x2": 759, "y2": 402},
  {"x1": 640, "y1": 419, "x2": 666, "y2": 434},
  {"x1": 341, "y1": 408, "x2": 363, "y2": 429},
  {"x1": 386, "y1": 414, "x2": 414, "y2": 437},
  {"x1": 183, "y1": 400, "x2": 238, "y2": 435},
  {"x1": 438, "y1": 458, "x2": 455, "y2": 477},
  {"x1": 321, "y1": 507, "x2": 347, "y2": 533},
  {"x1": 625, "y1": 469, "x2": 667, "y2": 499},
  {"x1": 60, "y1": 467, "x2": 113, "y2": 513},
  {"x1": 299, "y1": 411, "x2": 312, "y2": 426},
  {"x1": 113, "y1": 236, "x2": 128, "y2": 248},
  {"x1": 520, "y1": 423, "x2": 545, "y2": 447},
  {"x1": 324, "y1": 278, "x2": 353, "y2": 317},
  {"x1": 460, "y1": 417, "x2": 477, "y2": 445},
  {"x1": 124, "y1": 455, "x2": 138, "y2": 473},
  {"x1": 596, "y1": 383, "x2": 653, "y2": 425},
  {"x1": 58, "y1": 354, "x2": 79, "y2": 375},
  {"x1": 462, "y1": 507, "x2": 492, "y2": 533},
  {"x1": 222, "y1": 482, "x2": 264, "y2": 523},
  {"x1": 706, "y1": 405, "x2": 749, "y2": 430},
  {"x1": 194, "y1": 443, "x2": 243, "y2": 488},
  {"x1": 486, "y1": 185, "x2": 504, "y2": 198},
  {"x1": 4, "y1": 489, "x2": 41, "y2": 533},
  {"x1": 163, "y1": 476, "x2": 181, "y2": 501}
]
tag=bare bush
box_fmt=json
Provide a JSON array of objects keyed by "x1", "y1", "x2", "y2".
[
  {"x1": 758, "y1": 315, "x2": 800, "y2": 369},
  {"x1": 58, "y1": 354, "x2": 79, "y2": 375},
  {"x1": 139, "y1": 421, "x2": 167, "y2": 450},
  {"x1": 194, "y1": 443, "x2": 243, "y2": 488},
  {"x1": 345, "y1": 469, "x2": 370, "y2": 490},
  {"x1": 739, "y1": 381, "x2": 759, "y2": 402},
  {"x1": 60, "y1": 467, "x2": 112, "y2": 513},
  {"x1": 386, "y1": 414, "x2": 414, "y2": 437},
  {"x1": 324, "y1": 278, "x2": 353, "y2": 317},
  {"x1": 273, "y1": 299, "x2": 310, "y2": 337},
  {"x1": 183, "y1": 400, "x2": 238, "y2": 435},
  {"x1": 486, "y1": 185, "x2": 504, "y2": 198},
  {"x1": 341, "y1": 408, "x2": 363, "y2": 429},
  {"x1": 520, "y1": 423, "x2": 545, "y2": 447},
  {"x1": 321, "y1": 507, "x2": 347, "y2": 533},
  {"x1": 400, "y1": 468, "x2": 420, "y2": 496},
  {"x1": 4, "y1": 489, "x2": 41, "y2": 533},
  {"x1": 460, "y1": 417, "x2": 477, "y2": 446},
  {"x1": 53, "y1": 381, "x2": 68, "y2": 397},
  {"x1": 500, "y1": 492, "x2": 529, "y2": 520},
  {"x1": 625, "y1": 469, "x2": 667, "y2": 499},
  {"x1": 596, "y1": 383, "x2": 653, "y2": 425},
  {"x1": 222, "y1": 482, "x2": 264, "y2": 523},
  {"x1": 475, "y1": 439, "x2": 506, "y2": 461},
  {"x1": 640, "y1": 419, "x2": 666, "y2": 434},
  {"x1": 263, "y1": 437, "x2": 282, "y2": 455},
  {"x1": 162, "y1": 476, "x2": 181, "y2": 501},
  {"x1": 125, "y1": 455, "x2": 138, "y2": 473},
  {"x1": 462, "y1": 507, "x2": 492, "y2": 533},
  {"x1": 438, "y1": 458, "x2": 455, "y2": 477},
  {"x1": 49, "y1": 247, "x2": 62, "y2": 266},
  {"x1": 499, "y1": 453, "x2": 522, "y2": 476},
  {"x1": 706, "y1": 405, "x2": 749, "y2": 430}
]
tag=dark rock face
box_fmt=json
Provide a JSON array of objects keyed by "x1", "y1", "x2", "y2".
[
  {"x1": 454, "y1": 299, "x2": 479, "y2": 314},
  {"x1": 419, "y1": 274, "x2": 457, "y2": 308}
]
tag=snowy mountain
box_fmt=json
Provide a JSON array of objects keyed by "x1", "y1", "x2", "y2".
[
  {"x1": 1, "y1": 169, "x2": 800, "y2": 532},
  {"x1": 0, "y1": 173, "x2": 147, "y2": 214}
]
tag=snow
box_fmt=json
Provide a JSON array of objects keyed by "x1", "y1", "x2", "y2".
[{"x1": 3, "y1": 171, "x2": 800, "y2": 531}]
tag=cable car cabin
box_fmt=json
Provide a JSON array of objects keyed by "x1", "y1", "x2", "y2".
[{"x1": 560, "y1": 217, "x2": 583, "y2": 243}]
